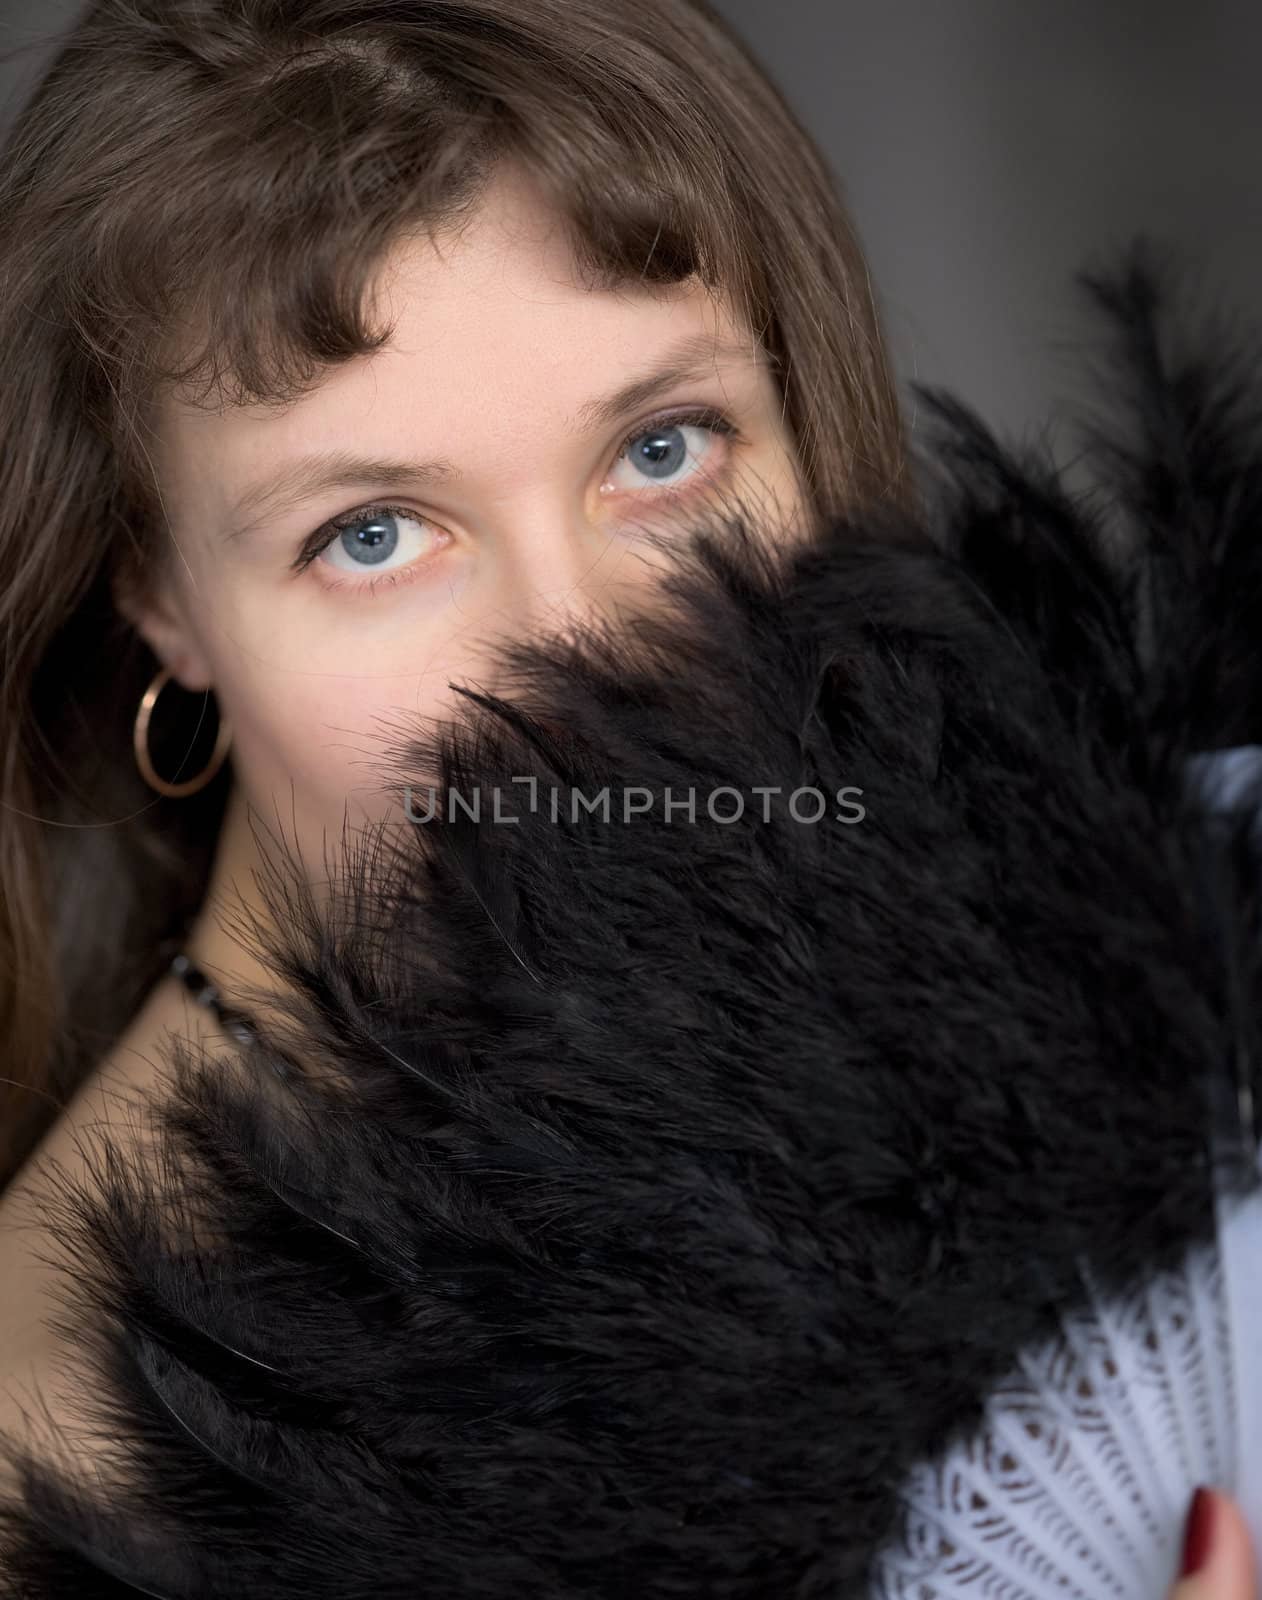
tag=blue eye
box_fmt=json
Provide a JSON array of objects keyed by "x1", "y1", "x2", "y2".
[
  {"x1": 336, "y1": 511, "x2": 398, "y2": 564},
  {"x1": 307, "y1": 507, "x2": 437, "y2": 577},
  {"x1": 607, "y1": 409, "x2": 736, "y2": 494},
  {"x1": 630, "y1": 424, "x2": 691, "y2": 480}
]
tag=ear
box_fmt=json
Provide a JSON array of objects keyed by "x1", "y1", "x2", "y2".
[{"x1": 113, "y1": 567, "x2": 216, "y2": 694}]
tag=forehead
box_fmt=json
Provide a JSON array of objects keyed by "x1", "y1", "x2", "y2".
[
  {"x1": 155, "y1": 162, "x2": 766, "y2": 519},
  {"x1": 361, "y1": 164, "x2": 755, "y2": 403}
]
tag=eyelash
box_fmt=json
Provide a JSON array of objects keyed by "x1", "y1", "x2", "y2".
[{"x1": 291, "y1": 403, "x2": 741, "y2": 592}]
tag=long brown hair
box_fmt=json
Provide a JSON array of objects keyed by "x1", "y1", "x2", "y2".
[{"x1": 0, "y1": 0, "x2": 910, "y2": 1191}]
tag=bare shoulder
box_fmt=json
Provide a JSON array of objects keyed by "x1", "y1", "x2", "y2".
[{"x1": 0, "y1": 973, "x2": 206, "y2": 1490}]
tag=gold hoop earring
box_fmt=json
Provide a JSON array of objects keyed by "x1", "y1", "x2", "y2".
[{"x1": 133, "y1": 665, "x2": 233, "y2": 798}]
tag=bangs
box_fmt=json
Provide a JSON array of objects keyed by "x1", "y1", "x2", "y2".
[{"x1": 86, "y1": 33, "x2": 758, "y2": 468}]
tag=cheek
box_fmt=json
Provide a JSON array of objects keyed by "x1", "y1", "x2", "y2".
[
  {"x1": 750, "y1": 439, "x2": 813, "y2": 549},
  {"x1": 204, "y1": 578, "x2": 484, "y2": 809},
  {"x1": 757, "y1": 436, "x2": 809, "y2": 516},
  {"x1": 215, "y1": 654, "x2": 462, "y2": 843}
]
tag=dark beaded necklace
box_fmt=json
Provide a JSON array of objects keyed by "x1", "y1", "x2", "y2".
[{"x1": 168, "y1": 949, "x2": 260, "y2": 1045}]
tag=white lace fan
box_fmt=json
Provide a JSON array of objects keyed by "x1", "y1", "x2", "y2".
[{"x1": 870, "y1": 745, "x2": 1262, "y2": 1600}]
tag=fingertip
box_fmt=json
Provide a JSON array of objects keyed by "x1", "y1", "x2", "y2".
[{"x1": 1169, "y1": 1488, "x2": 1258, "y2": 1600}]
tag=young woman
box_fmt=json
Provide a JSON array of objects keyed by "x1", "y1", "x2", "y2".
[
  {"x1": 0, "y1": 0, "x2": 907, "y2": 1490},
  {"x1": 2, "y1": 6, "x2": 1249, "y2": 1597}
]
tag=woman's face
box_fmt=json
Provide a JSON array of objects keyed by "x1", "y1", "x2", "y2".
[{"x1": 125, "y1": 161, "x2": 809, "y2": 862}]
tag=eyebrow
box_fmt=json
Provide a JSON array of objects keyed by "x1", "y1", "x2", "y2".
[{"x1": 221, "y1": 332, "x2": 767, "y2": 541}]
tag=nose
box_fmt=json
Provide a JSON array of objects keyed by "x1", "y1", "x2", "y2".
[{"x1": 481, "y1": 501, "x2": 682, "y2": 650}]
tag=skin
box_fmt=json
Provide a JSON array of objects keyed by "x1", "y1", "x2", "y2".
[{"x1": 1170, "y1": 1491, "x2": 1258, "y2": 1600}]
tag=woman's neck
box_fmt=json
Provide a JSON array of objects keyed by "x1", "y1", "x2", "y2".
[{"x1": 178, "y1": 778, "x2": 296, "y2": 1024}]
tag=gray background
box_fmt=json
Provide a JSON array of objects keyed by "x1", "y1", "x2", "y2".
[{"x1": 2, "y1": 0, "x2": 1258, "y2": 455}]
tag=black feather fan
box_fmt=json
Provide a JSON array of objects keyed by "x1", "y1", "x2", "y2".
[{"x1": 1, "y1": 239, "x2": 1260, "y2": 1598}]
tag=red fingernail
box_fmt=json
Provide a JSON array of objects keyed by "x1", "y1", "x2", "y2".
[{"x1": 1180, "y1": 1486, "x2": 1216, "y2": 1579}]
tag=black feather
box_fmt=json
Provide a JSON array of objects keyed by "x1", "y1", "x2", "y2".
[{"x1": 2, "y1": 241, "x2": 1260, "y2": 1598}]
